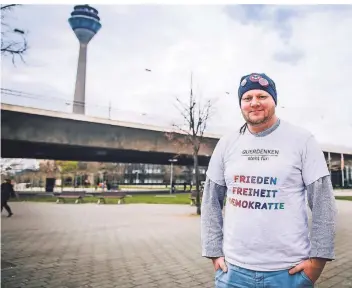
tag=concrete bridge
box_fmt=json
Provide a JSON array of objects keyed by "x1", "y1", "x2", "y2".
[{"x1": 1, "y1": 104, "x2": 220, "y2": 166}]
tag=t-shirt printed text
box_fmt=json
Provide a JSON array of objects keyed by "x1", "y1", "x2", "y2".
[{"x1": 228, "y1": 174, "x2": 284, "y2": 210}]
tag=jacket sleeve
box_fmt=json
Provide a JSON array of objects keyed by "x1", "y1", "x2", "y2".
[
  {"x1": 201, "y1": 177, "x2": 227, "y2": 258},
  {"x1": 306, "y1": 175, "x2": 337, "y2": 260}
]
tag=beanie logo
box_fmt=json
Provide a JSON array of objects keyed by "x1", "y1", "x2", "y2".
[
  {"x1": 249, "y1": 74, "x2": 261, "y2": 82},
  {"x1": 241, "y1": 78, "x2": 247, "y2": 86},
  {"x1": 259, "y1": 78, "x2": 269, "y2": 87}
]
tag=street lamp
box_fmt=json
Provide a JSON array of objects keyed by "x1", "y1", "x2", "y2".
[
  {"x1": 168, "y1": 159, "x2": 178, "y2": 194},
  {"x1": 132, "y1": 170, "x2": 140, "y2": 184}
]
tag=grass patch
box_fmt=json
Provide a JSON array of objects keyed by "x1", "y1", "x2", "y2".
[
  {"x1": 11, "y1": 195, "x2": 352, "y2": 204},
  {"x1": 10, "y1": 193, "x2": 192, "y2": 205},
  {"x1": 118, "y1": 185, "x2": 193, "y2": 190},
  {"x1": 335, "y1": 196, "x2": 352, "y2": 201}
]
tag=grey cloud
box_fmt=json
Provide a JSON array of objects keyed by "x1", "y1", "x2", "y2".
[
  {"x1": 223, "y1": 5, "x2": 302, "y2": 25},
  {"x1": 222, "y1": 5, "x2": 352, "y2": 43},
  {"x1": 272, "y1": 49, "x2": 304, "y2": 65},
  {"x1": 223, "y1": 5, "x2": 303, "y2": 43}
]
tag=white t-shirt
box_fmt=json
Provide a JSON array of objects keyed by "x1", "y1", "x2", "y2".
[{"x1": 206, "y1": 120, "x2": 330, "y2": 271}]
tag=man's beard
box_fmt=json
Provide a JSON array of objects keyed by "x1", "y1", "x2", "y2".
[{"x1": 242, "y1": 107, "x2": 275, "y2": 126}]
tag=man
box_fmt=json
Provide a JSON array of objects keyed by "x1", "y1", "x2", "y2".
[
  {"x1": 1, "y1": 178, "x2": 15, "y2": 217},
  {"x1": 201, "y1": 73, "x2": 337, "y2": 287}
]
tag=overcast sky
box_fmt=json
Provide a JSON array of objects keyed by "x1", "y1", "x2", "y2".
[{"x1": 1, "y1": 4, "x2": 352, "y2": 149}]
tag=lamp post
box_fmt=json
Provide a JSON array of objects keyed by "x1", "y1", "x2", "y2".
[
  {"x1": 168, "y1": 159, "x2": 178, "y2": 194},
  {"x1": 132, "y1": 170, "x2": 140, "y2": 184}
]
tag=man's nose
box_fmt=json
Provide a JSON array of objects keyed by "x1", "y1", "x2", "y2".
[{"x1": 250, "y1": 99, "x2": 260, "y2": 107}]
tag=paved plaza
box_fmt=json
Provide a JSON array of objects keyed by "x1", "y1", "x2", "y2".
[{"x1": 1, "y1": 201, "x2": 352, "y2": 288}]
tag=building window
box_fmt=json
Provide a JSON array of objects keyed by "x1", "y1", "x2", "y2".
[{"x1": 193, "y1": 168, "x2": 206, "y2": 174}]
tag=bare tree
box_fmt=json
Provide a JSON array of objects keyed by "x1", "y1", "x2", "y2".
[
  {"x1": 39, "y1": 160, "x2": 58, "y2": 177},
  {"x1": 0, "y1": 158, "x2": 24, "y2": 177},
  {"x1": 1, "y1": 4, "x2": 28, "y2": 64},
  {"x1": 168, "y1": 73, "x2": 213, "y2": 215}
]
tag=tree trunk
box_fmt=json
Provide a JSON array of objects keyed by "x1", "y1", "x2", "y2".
[
  {"x1": 194, "y1": 150, "x2": 201, "y2": 215},
  {"x1": 74, "y1": 172, "x2": 77, "y2": 190}
]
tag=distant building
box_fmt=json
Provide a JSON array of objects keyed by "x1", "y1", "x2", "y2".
[{"x1": 321, "y1": 144, "x2": 352, "y2": 188}]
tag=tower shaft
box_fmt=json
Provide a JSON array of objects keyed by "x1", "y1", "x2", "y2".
[
  {"x1": 69, "y1": 4, "x2": 101, "y2": 115},
  {"x1": 73, "y1": 43, "x2": 88, "y2": 114}
]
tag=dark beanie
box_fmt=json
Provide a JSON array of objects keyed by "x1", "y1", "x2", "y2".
[{"x1": 238, "y1": 73, "x2": 277, "y2": 106}]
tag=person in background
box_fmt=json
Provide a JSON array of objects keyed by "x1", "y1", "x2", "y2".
[{"x1": 1, "y1": 178, "x2": 15, "y2": 217}]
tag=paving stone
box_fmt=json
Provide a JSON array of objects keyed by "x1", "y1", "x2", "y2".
[
  {"x1": 316, "y1": 275, "x2": 346, "y2": 287},
  {"x1": 1, "y1": 201, "x2": 352, "y2": 287}
]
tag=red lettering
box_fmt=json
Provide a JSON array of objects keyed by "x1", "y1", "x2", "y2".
[
  {"x1": 240, "y1": 176, "x2": 246, "y2": 183},
  {"x1": 235, "y1": 199, "x2": 242, "y2": 207}
]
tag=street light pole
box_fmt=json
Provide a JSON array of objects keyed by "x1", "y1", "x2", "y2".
[
  {"x1": 170, "y1": 163, "x2": 173, "y2": 194},
  {"x1": 108, "y1": 100, "x2": 111, "y2": 119},
  {"x1": 168, "y1": 159, "x2": 178, "y2": 194},
  {"x1": 132, "y1": 170, "x2": 140, "y2": 184}
]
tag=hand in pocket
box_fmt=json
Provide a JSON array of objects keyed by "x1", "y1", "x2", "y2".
[{"x1": 212, "y1": 257, "x2": 228, "y2": 272}]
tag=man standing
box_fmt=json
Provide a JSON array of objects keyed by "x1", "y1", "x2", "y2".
[
  {"x1": 1, "y1": 178, "x2": 15, "y2": 217},
  {"x1": 201, "y1": 73, "x2": 337, "y2": 287}
]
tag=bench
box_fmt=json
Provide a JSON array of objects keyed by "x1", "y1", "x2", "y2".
[
  {"x1": 56, "y1": 192, "x2": 86, "y2": 204},
  {"x1": 189, "y1": 191, "x2": 203, "y2": 206},
  {"x1": 97, "y1": 192, "x2": 127, "y2": 204}
]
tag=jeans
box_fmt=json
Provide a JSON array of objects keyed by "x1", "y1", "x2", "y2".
[{"x1": 215, "y1": 261, "x2": 314, "y2": 288}]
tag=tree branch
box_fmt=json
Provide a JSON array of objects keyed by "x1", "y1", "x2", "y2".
[
  {"x1": 1, "y1": 4, "x2": 19, "y2": 11},
  {"x1": 174, "y1": 97, "x2": 192, "y2": 128},
  {"x1": 1, "y1": 4, "x2": 27, "y2": 65},
  {"x1": 172, "y1": 123, "x2": 193, "y2": 139},
  {"x1": 199, "y1": 100, "x2": 212, "y2": 138},
  {"x1": 168, "y1": 72, "x2": 214, "y2": 141}
]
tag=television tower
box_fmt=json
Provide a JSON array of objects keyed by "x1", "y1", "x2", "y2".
[{"x1": 68, "y1": 5, "x2": 102, "y2": 114}]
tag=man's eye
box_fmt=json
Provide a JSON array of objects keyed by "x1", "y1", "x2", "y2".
[
  {"x1": 243, "y1": 98, "x2": 251, "y2": 101},
  {"x1": 259, "y1": 96, "x2": 267, "y2": 99}
]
